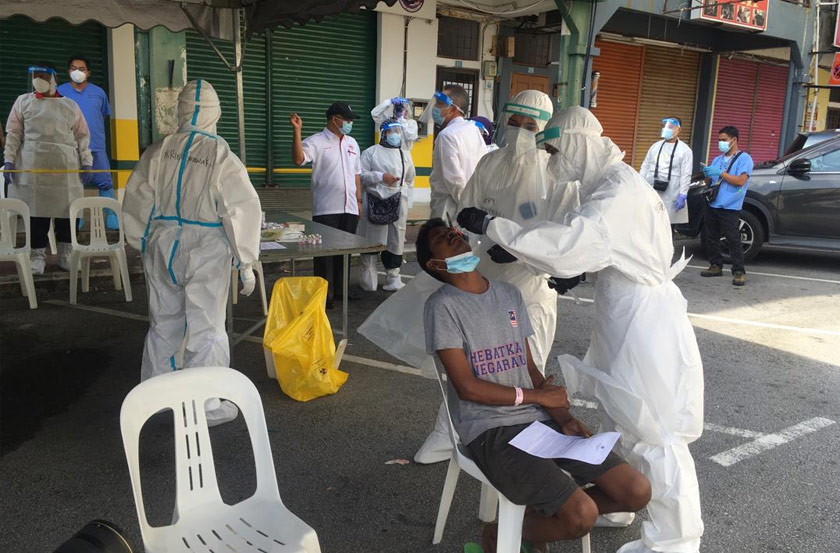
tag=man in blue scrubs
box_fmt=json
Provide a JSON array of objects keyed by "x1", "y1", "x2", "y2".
[
  {"x1": 700, "y1": 125, "x2": 754, "y2": 286},
  {"x1": 57, "y1": 55, "x2": 118, "y2": 229}
]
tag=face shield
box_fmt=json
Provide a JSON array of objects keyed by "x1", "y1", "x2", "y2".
[
  {"x1": 420, "y1": 90, "x2": 464, "y2": 131},
  {"x1": 661, "y1": 118, "x2": 681, "y2": 140},
  {"x1": 493, "y1": 91, "x2": 553, "y2": 150},
  {"x1": 379, "y1": 119, "x2": 404, "y2": 149},
  {"x1": 28, "y1": 66, "x2": 57, "y2": 95}
]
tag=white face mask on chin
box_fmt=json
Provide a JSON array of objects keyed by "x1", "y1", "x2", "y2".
[{"x1": 32, "y1": 77, "x2": 53, "y2": 95}]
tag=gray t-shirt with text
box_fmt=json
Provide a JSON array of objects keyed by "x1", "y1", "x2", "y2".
[{"x1": 424, "y1": 279, "x2": 550, "y2": 444}]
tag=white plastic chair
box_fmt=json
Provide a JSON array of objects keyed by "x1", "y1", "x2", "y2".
[
  {"x1": 431, "y1": 357, "x2": 591, "y2": 553},
  {"x1": 0, "y1": 199, "x2": 37, "y2": 309},
  {"x1": 68, "y1": 197, "x2": 131, "y2": 304},
  {"x1": 231, "y1": 260, "x2": 268, "y2": 316},
  {"x1": 120, "y1": 366, "x2": 321, "y2": 553}
]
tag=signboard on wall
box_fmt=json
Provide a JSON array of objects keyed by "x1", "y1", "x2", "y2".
[
  {"x1": 692, "y1": 0, "x2": 769, "y2": 31},
  {"x1": 834, "y1": 9, "x2": 840, "y2": 48},
  {"x1": 828, "y1": 53, "x2": 840, "y2": 87}
]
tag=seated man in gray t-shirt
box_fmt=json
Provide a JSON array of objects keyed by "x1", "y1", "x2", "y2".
[{"x1": 418, "y1": 218, "x2": 651, "y2": 553}]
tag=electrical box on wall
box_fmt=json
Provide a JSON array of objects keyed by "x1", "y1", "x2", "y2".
[{"x1": 482, "y1": 60, "x2": 498, "y2": 79}]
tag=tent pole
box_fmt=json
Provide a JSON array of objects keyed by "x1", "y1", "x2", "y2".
[{"x1": 234, "y1": 8, "x2": 247, "y2": 164}]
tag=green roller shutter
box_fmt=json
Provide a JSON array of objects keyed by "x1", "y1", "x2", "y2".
[
  {"x1": 271, "y1": 12, "x2": 377, "y2": 188},
  {"x1": 0, "y1": 16, "x2": 108, "y2": 161},
  {"x1": 186, "y1": 12, "x2": 376, "y2": 189},
  {"x1": 186, "y1": 31, "x2": 268, "y2": 185}
]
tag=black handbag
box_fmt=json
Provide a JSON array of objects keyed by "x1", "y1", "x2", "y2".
[
  {"x1": 702, "y1": 152, "x2": 743, "y2": 203},
  {"x1": 366, "y1": 151, "x2": 405, "y2": 225},
  {"x1": 653, "y1": 140, "x2": 678, "y2": 192}
]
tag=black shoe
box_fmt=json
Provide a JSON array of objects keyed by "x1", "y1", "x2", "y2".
[
  {"x1": 732, "y1": 271, "x2": 746, "y2": 286},
  {"x1": 335, "y1": 291, "x2": 361, "y2": 301},
  {"x1": 701, "y1": 265, "x2": 723, "y2": 277}
]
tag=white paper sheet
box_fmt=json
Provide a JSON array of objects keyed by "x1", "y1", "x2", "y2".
[
  {"x1": 260, "y1": 241, "x2": 287, "y2": 251},
  {"x1": 508, "y1": 421, "x2": 620, "y2": 465}
]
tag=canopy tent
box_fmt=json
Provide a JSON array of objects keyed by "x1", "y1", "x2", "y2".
[{"x1": 0, "y1": 0, "x2": 399, "y2": 162}]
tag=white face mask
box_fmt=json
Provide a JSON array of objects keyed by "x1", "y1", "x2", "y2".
[
  {"x1": 501, "y1": 126, "x2": 537, "y2": 154},
  {"x1": 547, "y1": 151, "x2": 580, "y2": 183},
  {"x1": 70, "y1": 70, "x2": 87, "y2": 84},
  {"x1": 32, "y1": 77, "x2": 52, "y2": 94}
]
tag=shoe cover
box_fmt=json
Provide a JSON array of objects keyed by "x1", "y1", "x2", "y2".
[
  {"x1": 57, "y1": 242, "x2": 72, "y2": 271},
  {"x1": 205, "y1": 398, "x2": 239, "y2": 427},
  {"x1": 30, "y1": 248, "x2": 46, "y2": 275},
  {"x1": 381, "y1": 268, "x2": 404, "y2": 291},
  {"x1": 359, "y1": 254, "x2": 378, "y2": 292},
  {"x1": 596, "y1": 512, "x2": 635, "y2": 527},
  {"x1": 616, "y1": 540, "x2": 660, "y2": 553},
  {"x1": 414, "y1": 402, "x2": 453, "y2": 464}
]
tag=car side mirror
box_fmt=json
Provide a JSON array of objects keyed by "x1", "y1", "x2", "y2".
[{"x1": 788, "y1": 158, "x2": 811, "y2": 176}]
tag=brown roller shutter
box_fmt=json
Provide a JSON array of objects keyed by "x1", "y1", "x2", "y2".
[
  {"x1": 591, "y1": 39, "x2": 643, "y2": 163},
  {"x1": 633, "y1": 45, "x2": 701, "y2": 168}
]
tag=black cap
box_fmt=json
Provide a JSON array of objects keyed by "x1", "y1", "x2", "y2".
[{"x1": 326, "y1": 102, "x2": 357, "y2": 120}]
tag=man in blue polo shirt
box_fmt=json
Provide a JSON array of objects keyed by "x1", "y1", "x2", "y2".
[
  {"x1": 701, "y1": 126, "x2": 754, "y2": 286},
  {"x1": 57, "y1": 55, "x2": 118, "y2": 229}
]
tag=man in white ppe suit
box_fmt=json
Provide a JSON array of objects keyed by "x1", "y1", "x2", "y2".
[
  {"x1": 428, "y1": 85, "x2": 486, "y2": 223},
  {"x1": 371, "y1": 97, "x2": 419, "y2": 152},
  {"x1": 458, "y1": 106, "x2": 705, "y2": 553},
  {"x1": 640, "y1": 117, "x2": 693, "y2": 225},
  {"x1": 4, "y1": 62, "x2": 93, "y2": 274},
  {"x1": 358, "y1": 118, "x2": 416, "y2": 292},
  {"x1": 123, "y1": 79, "x2": 261, "y2": 427}
]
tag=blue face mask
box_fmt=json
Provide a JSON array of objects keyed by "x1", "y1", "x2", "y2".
[
  {"x1": 661, "y1": 127, "x2": 675, "y2": 140},
  {"x1": 440, "y1": 251, "x2": 480, "y2": 274},
  {"x1": 718, "y1": 140, "x2": 731, "y2": 154},
  {"x1": 340, "y1": 121, "x2": 353, "y2": 135},
  {"x1": 386, "y1": 133, "x2": 401, "y2": 147},
  {"x1": 432, "y1": 106, "x2": 446, "y2": 126}
]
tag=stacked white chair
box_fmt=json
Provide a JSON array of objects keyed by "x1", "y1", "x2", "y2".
[
  {"x1": 431, "y1": 356, "x2": 592, "y2": 553},
  {"x1": 120, "y1": 366, "x2": 321, "y2": 553},
  {"x1": 68, "y1": 197, "x2": 131, "y2": 304},
  {"x1": 0, "y1": 198, "x2": 37, "y2": 309}
]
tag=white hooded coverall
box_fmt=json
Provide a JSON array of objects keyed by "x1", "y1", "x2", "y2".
[
  {"x1": 428, "y1": 116, "x2": 486, "y2": 224},
  {"x1": 4, "y1": 92, "x2": 92, "y2": 218},
  {"x1": 485, "y1": 107, "x2": 704, "y2": 553},
  {"x1": 123, "y1": 80, "x2": 261, "y2": 403},
  {"x1": 358, "y1": 143, "x2": 416, "y2": 292},
  {"x1": 640, "y1": 139, "x2": 693, "y2": 225}
]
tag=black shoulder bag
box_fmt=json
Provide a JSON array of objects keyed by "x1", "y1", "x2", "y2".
[
  {"x1": 653, "y1": 140, "x2": 678, "y2": 192},
  {"x1": 366, "y1": 151, "x2": 405, "y2": 226},
  {"x1": 701, "y1": 152, "x2": 743, "y2": 204}
]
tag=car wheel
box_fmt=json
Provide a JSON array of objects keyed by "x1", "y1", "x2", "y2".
[{"x1": 702, "y1": 210, "x2": 765, "y2": 263}]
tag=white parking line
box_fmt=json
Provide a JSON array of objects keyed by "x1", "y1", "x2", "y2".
[
  {"x1": 556, "y1": 295, "x2": 840, "y2": 338},
  {"x1": 710, "y1": 417, "x2": 837, "y2": 467},
  {"x1": 377, "y1": 271, "x2": 415, "y2": 279},
  {"x1": 686, "y1": 264, "x2": 840, "y2": 285}
]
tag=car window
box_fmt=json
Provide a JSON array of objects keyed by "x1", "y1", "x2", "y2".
[{"x1": 807, "y1": 147, "x2": 840, "y2": 173}]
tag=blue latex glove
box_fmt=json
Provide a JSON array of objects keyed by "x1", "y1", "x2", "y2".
[
  {"x1": 3, "y1": 162, "x2": 14, "y2": 186},
  {"x1": 99, "y1": 187, "x2": 119, "y2": 229},
  {"x1": 674, "y1": 194, "x2": 687, "y2": 210},
  {"x1": 703, "y1": 165, "x2": 722, "y2": 179},
  {"x1": 80, "y1": 165, "x2": 94, "y2": 186}
]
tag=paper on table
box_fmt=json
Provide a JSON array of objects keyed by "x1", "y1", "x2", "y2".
[
  {"x1": 509, "y1": 421, "x2": 620, "y2": 465},
  {"x1": 260, "y1": 241, "x2": 287, "y2": 251}
]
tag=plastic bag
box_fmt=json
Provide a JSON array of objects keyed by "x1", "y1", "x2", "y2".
[
  {"x1": 357, "y1": 271, "x2": 443, "y2": 378},
  {"x1": 263, "y1": 277, "x2": 348, "y2": 401}
]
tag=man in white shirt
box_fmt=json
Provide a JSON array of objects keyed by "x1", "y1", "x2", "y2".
[
  {"x1": 639, "y1": 117, "x2": 693, "y2": 225},
  {"x1": 291, "y1": 102, "x2": 363, "y2": 308},
  {"x1": 428, "y1": 85, "x2": 486, "y2": 223}
]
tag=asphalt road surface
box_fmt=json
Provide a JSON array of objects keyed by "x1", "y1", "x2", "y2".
[{"x1": 1, "y1": 237, "x2": 838, "y2": 552}]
